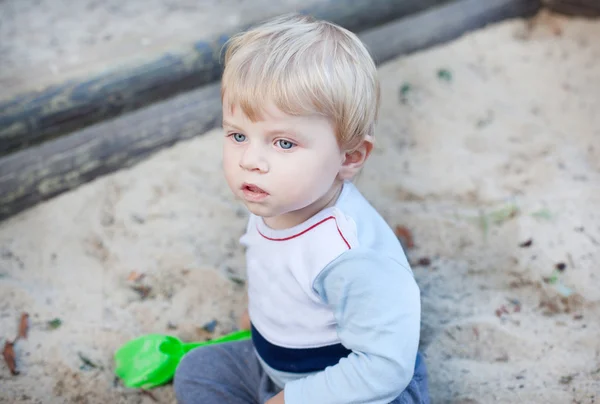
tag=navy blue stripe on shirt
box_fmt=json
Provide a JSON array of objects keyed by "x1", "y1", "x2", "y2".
[{"x1": 251, "y1": 324, "x2": 352, "y2": 373}]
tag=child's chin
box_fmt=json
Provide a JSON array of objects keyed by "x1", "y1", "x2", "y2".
[{"x1": 244, "y1": 203, "x2": 275, "y2": 218}]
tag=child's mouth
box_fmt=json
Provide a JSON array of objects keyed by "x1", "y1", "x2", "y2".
[{"x1": 241, "y1": 183, "x2": 269, "y2": 202}]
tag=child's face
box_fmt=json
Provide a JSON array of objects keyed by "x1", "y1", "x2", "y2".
[{"x1": 222, "y1": 100, "x2": 345, "y2": 228}]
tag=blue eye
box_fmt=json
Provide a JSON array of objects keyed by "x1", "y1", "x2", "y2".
[
  {"x1": 277, "y1": 139, "x2": 295, "y2": 150},
  {"x1": 232, "y1": 133, "x2": 246, "y2": 142}
]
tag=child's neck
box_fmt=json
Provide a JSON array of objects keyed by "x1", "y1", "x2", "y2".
[{"x1": 263, "y1": 180, "x2": 344, "y2": 230}]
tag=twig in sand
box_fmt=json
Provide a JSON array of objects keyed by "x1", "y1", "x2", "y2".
[
  {"x1": 78, "y1": 352, "x2": 103, "y2": 370},
  {"x1": 18, "y1": 313, "x2": 29, "y2": 340},
  {"x1": 140, "y1": 389, "x2": 158, "y2": 402},
  {"x1": 574, "y1": 227, "x2": 600, "y2": 246},
  {"x1": 567, "y1": 253, "x2": 576, "y2": 269}
]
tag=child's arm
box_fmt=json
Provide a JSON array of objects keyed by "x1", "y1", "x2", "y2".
[
  {"x1": 266, "y1": 391, "x2": 285, "y2": 404},
  {"x1": 283, "y1": 249, "x2": 421, "y2": 404}
]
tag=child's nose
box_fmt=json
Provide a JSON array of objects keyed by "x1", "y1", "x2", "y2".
[{"x1": 239, "y1": 145, "x2": 268, "y2": 173}]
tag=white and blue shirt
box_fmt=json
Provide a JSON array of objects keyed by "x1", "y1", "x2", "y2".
[{"x1": 240, "y1": 181, "x2": 421, "y2": 404}]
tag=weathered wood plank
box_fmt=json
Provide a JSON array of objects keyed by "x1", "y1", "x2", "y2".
[
  {"x1": 543, "y1": 0, "x2": 600, "y2": 17},
  {"x1": 0, "y1": 83, "x2": 223, "y2": 221},
  {"x1": 0, "y1": 0, "x2": 542, "y2": 221},
  {"x1": 0, "y1": 0, "x2": 454, "y2": 156},
  {"x1": 361, "y1": 0, "x2": 541, "y2": 65}
]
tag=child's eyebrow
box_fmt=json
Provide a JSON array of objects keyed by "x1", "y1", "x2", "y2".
[
  {"x1": 222, "y1": 120, "x2": 242, "y2": 130},
  {"x1": 265, "y1": 127, "x2": 302, "y2": 138}
]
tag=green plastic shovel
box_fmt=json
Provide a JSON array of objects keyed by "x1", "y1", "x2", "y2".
[{"x1": 114, "y1": 329, "x2": 252, "y2": 389}]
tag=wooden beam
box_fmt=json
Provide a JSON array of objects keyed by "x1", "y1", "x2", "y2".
[
  {"x1": 361, "y1": 0, "x2": 541, "y2": 65},
  {"x1": 0, "y1": 0, "x2": 542, "y2": 221},
  {"x1": 0, "y1": 0, "x2": 454, "y2": 156},
  {"x1": 543, "y1": 0, "x2": 600, "y2": 17},
  {"x1": 0, "y1": 83, "x2": 222, "y2": 221}
]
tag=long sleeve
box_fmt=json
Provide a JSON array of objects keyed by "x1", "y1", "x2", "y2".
[{"x1": 283, "y1": 248, "x2": 421, "y2": 404}]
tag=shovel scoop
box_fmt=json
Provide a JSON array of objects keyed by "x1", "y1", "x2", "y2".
[{"x1": 114, "y1": 329, "x2": 251, "y2": 389}]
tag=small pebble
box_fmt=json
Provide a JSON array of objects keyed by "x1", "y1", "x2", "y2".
[
  {"x1": 518, "y1": 239, "x2": 533, "y2": 248},
  {"x1": 202, "y1": 320, "x2": 218, "y2": 333},
  {"x1": 414, "y1": 257, "x2": 431, "y2": 267},
  {"x1": 131, "y1": 214, "x2": 145, "y2": 224}
]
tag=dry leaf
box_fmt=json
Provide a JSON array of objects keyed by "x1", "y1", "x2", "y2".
[
  {"x1": 131, "y1": 285, "x2": 152, "y2": 299},
  {"x1": 127, "y1": 271, "x2": 145, "y2": 282},
  {"x1": 18, "y1": 313, "x2": 29, "y2": 340},
  {"x1": 495, "y1": 305, "x2": 510, "y2": 318},
  {"x1": 3, "y1": 340, "x2": 19, "y2": 375},
  {"x1": 394, "y1": 225, "x2": 415, "y2": 249}
]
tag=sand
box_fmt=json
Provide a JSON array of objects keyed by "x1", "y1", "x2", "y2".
[
  {"x1": 0, "y1": 0, "x2": 322, "y2": 99},
  {"x1": 1, "y1": 11, "x2": 599, "y2": 404}
]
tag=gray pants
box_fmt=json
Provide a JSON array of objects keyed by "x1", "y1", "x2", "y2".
[{"x1": 174, "y1": 340, "x2": 430, "y2": 404}]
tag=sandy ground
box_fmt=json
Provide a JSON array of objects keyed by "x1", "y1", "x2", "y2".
[
  {"x1": 1, "y1": 12, "x2": 599, "y2": 404},
  {"x1": 0, "y1": 0, "x2": 322, "y2": 99}
]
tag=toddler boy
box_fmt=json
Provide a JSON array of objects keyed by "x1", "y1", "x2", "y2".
[{"x1": 174, "y1": 13, "x2": 429, "y2": 404}]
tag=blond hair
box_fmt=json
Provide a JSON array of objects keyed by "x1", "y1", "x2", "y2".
[{"x1": 221, "y1": 14, "x2": 380, "y2": 150}]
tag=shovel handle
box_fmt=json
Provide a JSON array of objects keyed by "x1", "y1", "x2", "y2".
[{"x1": 182, "y1": 329, "x2": 252, "y2": 353}]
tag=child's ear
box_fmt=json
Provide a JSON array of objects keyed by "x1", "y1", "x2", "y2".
[{"x1": 339, "y1": 136, "x2": 374, "y2": 180}]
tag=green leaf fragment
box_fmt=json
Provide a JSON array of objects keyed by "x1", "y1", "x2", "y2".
[
  {"x1": 48, "y1": 318, "x2": 62, "y2": 330},
  {"x1": 400, "y1": 83, "x2": 412, "y2": 96},
  {"x1": 437, "y1": 68, "x2": 452, "y2": 82},
  {"x1": 488, "y1": 204, "x2": 519, "y2": 225},
  {"x1": 399, "y1": 83, "x2": 413, "y2": 104},
  {"x1": 479, "y1": 210, "x2": 490, "y2": 236},
  {"x1": 531, "y1": 209, "x2": 553, "y2": 220},
  {"x1": 476, "y1": 204, "x2": 519, "y2": 236}
]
